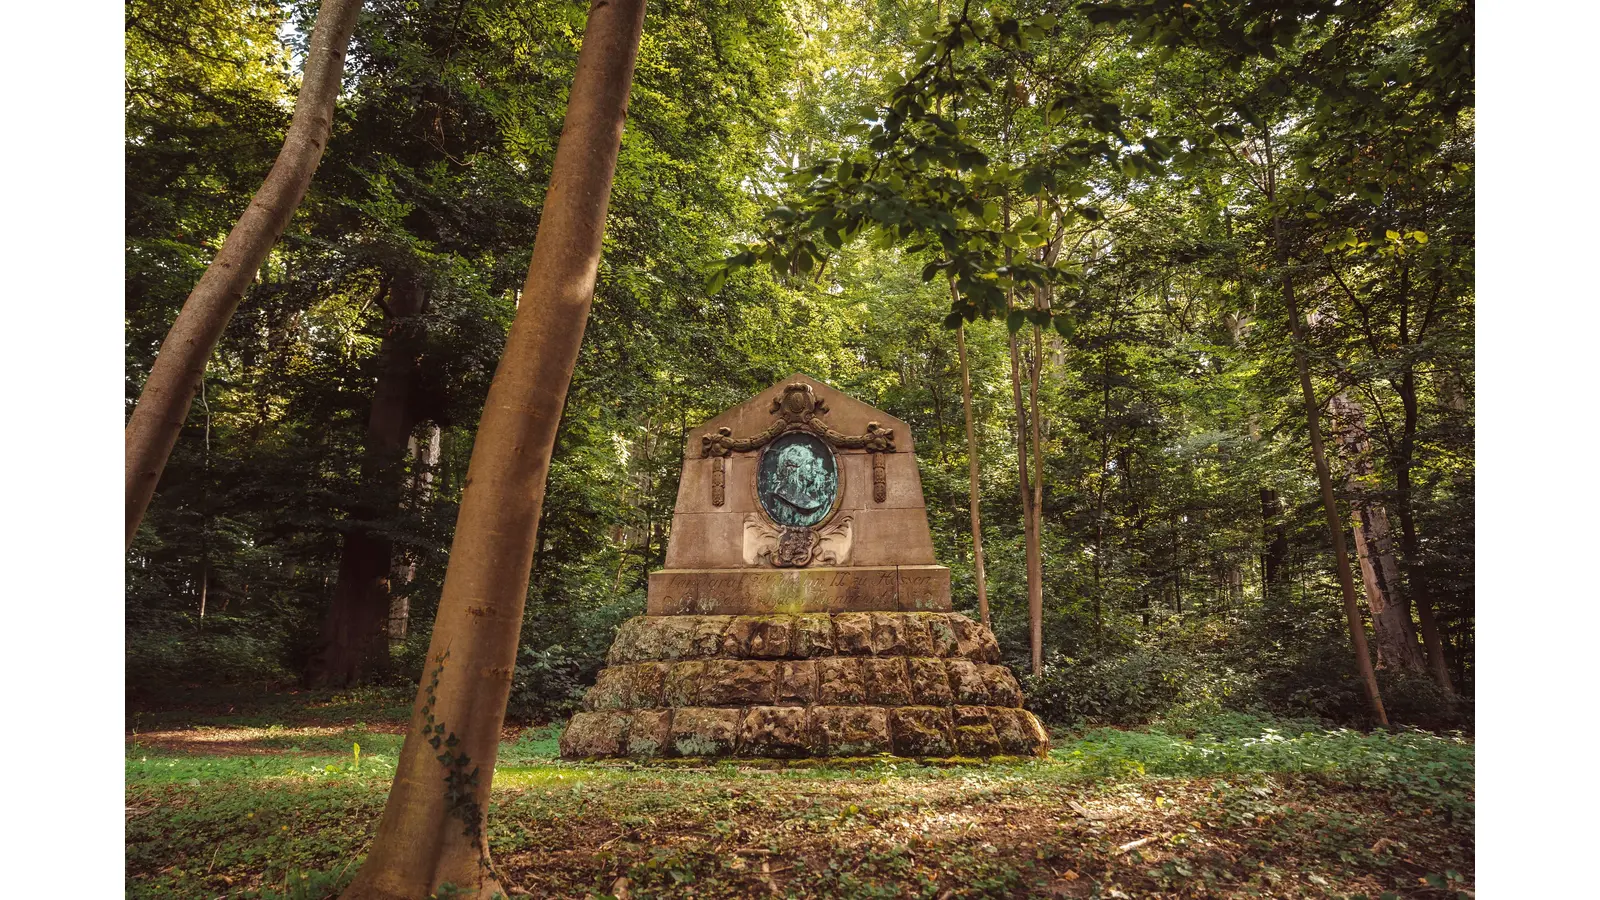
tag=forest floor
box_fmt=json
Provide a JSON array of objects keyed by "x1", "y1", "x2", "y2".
[{"x1": 126, "y1": 688, "x2": 1473, "y2": 900}]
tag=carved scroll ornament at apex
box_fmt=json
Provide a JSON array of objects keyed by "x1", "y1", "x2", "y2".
[{"x1": 701, "y1": 382, "x2": 896, "y2": 515}]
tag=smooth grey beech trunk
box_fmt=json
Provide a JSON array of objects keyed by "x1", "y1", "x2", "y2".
[{"x1": 124, "y1": 0, "x2": 365, "y2": 550}]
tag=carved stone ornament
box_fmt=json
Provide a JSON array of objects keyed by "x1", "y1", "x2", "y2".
[
  {"x1": 702, "y1": 383, "x2": 896, "y2": 518},
  {"x1": 743, "y1": 514, "x2": 853, "y2": 568}
]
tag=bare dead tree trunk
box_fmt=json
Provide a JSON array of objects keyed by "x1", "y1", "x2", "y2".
[
  {"x1": 953, "y1": 301, "x2": 990, "y2": 627},
  {"x1": 124, "y1": 0, "x2": 365, "y2": 549},
  {"x1": 1330, "y1": 392, "x2": 1426, "y2": 672},
  {"x1": 340, "y1": 2, "x2": 647, "y2": 896}
]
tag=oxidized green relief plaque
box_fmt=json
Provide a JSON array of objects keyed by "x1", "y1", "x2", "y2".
[{"x1": 757, "y1": 433, "x2": 838, "y2": 527}]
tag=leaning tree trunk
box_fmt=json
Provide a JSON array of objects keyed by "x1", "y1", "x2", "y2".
[
  {"x1": 124, "y1": 0, "x2": 365, "y2": 550},
  {"x1": 339, "y1": 2, "x2": 647, "y2": 896},
  {"x1": 312, "y1": 274, "x2": 429, "y2": 688},
  {"x1": 953, "y1": 305, "x2": 990, "y2": 628},
  {"x1": 1276, "y1": 218, "x2": 1388, "y2": 727},
  {"x1": 1329, "y1": 391, "x2": 1426, "y2": 673}
]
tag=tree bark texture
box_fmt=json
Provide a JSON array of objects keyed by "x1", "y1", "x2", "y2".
[
  {"x1": 313, "y1": 274, "x2": 429, "y2": 688},
  {"x1": 1329, "y1": 392, "x2": 1426, "y2": 673},
  {"x1": 124, "y1": 0, "x2": 365, "y2": 550},
  {"x1": 1395, "y1": 371, "x2": 1458, "y2": 695},
  {"x1": 1008, "y1": 327, "x2": 1043, "y2": 675},
  {"x1": 1260, "y1": 488, "x2": 1289, "y2": 603},
  {"x1": 1277, "y1": 220, "x2": 1388, "y2": 727},
  {"x1": 954, "y1": 313, "x2": 990, "y2": 628},
  {"x1": 339, "y1": 2, "x2": 647, "y2": 896},
  {"x1": 391, "y1": 424, "x2": 442, "y2": 643},
  {"x1": 1026, "y1": 326, "x2": 1046, "y2": 675}
]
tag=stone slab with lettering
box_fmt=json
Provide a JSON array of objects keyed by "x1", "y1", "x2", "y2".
[{"x1": 561, "y1": 374, "x2": 1048, "y2": 760}]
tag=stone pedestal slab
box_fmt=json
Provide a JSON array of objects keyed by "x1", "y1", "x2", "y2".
[{"x1": 647, "y1": 565, "x2": 950, "y2": 615}]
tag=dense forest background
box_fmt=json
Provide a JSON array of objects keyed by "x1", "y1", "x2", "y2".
[{"x1": 126, "y1": 0, "x2": 1473, "y2": 730}]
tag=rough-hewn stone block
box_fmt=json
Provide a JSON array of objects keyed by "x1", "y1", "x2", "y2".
[
  {"x1": 775, "y1": 660, "x2": 817, "y2": 705},
  {"x1": 722, "y1": 616, "x2": 795, "y2": 658},
  {"x1": 606, "y1": 618, "x2": 647, "y2": 665},
  {"x1": 582, "y1": 663, "x2": 667, "y2": 710},
  {"x1": 861, "y1": 657, "x2": 913, "y2": 706},
  {"x1": 817, "y1": 657, "x2": 865, "y2": 704},
  {"x1": 889, "y1": 706, "x2": 954, "y2": 757},
  {"x1": 792, "y1": 614, "x2": 834, "y2": 657},
  {"x1": 954, "y1": 722, "x2": 1003, "y2": 757},
  {"x1": 698, "y1": 660, "x2": 775, "y2": 706},
  {"x1": 952, "y1": 705, "x2": 991, "y2": 727},
  {"x1": 983, "y1": 665, "x2": 1023, "y2": 707},
  {"x1": 833, "y1": 612, "x2": 875, "y2": 655},
  {"x1": 689, "y1": 616, "x2": 733, "y2": 657},
  {"x1": 945, "y1": 660, "x2": 992, "y2": 706},
  {"x1": 628, "y1": 709, "x2": 673, "y2": 757},
  {"x1": 989, "y1": 707, "x2": 1050, "y2": 757},
  {"x1": 947, "y1": 615, "x2": 1000, "y2": 662},
  {"x1": 739, "y1": 706, "x2": 813, "y2": 758},
  {"x1": 869, "y1": 613, "x2": 911, "y2": 655},
  {"x1": 559, "y1": 711, "x2": 631, "y2": 758},
  {"x1": 906, "y1": 657, "x2": 953, "y2": 705},
  {"x1": 670, "y1": 707, "x2": 742, "y2": 757},
  {"x1": 814, "y1": 706, "x2": 890, "y2": 756},
  {"x1": 663, "y1": 661, "x2": 705, "y2": 707},
  {"x1": 926, "y1": 614, "x2": 961, "y2": 657}
]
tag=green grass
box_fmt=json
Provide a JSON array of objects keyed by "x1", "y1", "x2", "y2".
[{"x1": 126, "y1": 707, "x2": 1473, "y2": 900}]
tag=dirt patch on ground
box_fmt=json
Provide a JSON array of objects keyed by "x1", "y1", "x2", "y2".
[{"x1": 126, "y1": 723, "x2": 410, "y2": 755}]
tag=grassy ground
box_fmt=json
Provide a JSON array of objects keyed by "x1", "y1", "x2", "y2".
[{"x1": 127, "y1": 691, "x2": 1473, "y2": 900}]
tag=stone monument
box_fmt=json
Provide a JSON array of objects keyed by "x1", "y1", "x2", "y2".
[{"x1": 559, "y1": 374, "x2": 1050, "y2": 759}]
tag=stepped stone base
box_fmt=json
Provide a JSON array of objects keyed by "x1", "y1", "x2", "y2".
[{"x1": 559, "y1": 612, "x2": 1049, "y2": 760}]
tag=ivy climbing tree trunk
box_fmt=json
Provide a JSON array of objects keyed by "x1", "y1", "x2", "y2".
[
  {"x1": 313, "y1": 273, "x2": 430, "y2": 688},
  {"x1": 339, "y1": 0, "x2": 648, "y2": 896},
  {"x1": 124, "y1": 0, "x2": 364, "y2": 550}
]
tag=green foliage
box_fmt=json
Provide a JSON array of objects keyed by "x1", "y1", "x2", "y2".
[{"x1": 126, "y1": 0, "x2": 1473, "y2": 734}]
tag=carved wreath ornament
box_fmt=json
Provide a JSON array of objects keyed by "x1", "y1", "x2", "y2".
[{"x1": 701, "y1": 383, "x2": 895, "y2": 568}]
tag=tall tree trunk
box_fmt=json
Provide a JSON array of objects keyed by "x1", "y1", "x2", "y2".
[
  {"x1": 1026, "y1": 323, "x2": 1046, "y2": 674},
  {"x1": 1007, "y1": 325, "x2": 1042, "y2": 674},
  {"x1": 1394, "y1": 371, "x2": 1458, "y2": 695},
  {"x1": 313, "y1": 273, "x2": 429, "y2": 687},
  {"x1": 954, "y1": 308, "x2": 990, "y2": 627},
  {"x1": 1260, "y1": 488, "x2": 1288, "y2": 603},
  {"x1": 1329, "y1": 392, "x2": 1426, "y2": 672},
  {"x1": 390, "y1": 424, "x2": 441, "y2": 644},
  {"x1": 124, "y1": 0, "x2": 364, "y2": 550},
  {"x1": 340, "y1": 2, "x2": 646, "y2": 896},
  {"x1": 1275, "y1": 217, "x2": 1388, "y2": 727}
]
